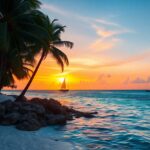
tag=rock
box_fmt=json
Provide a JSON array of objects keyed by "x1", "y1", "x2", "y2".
[
  {"x1": 30, "y1": 98, "x2": 66, "y2": 114},
  {"x1": 66, "y1": 108, "x2": 97, "y2": 118},
  {"x1": 65, "y1": 114, "x2": 73, "y2": 120},
  {"x1": 0, "y1": 100, "x2": 13, "y2": 105},
  {"x1": 0, "y1": 100, "x2": 21, "y2": 113},
  {"x1": 19, "y1": 102, "x2": 46, "y2": 115},
  {"x1": 16, "y1": 111, "x2": 42, "y2": 131},
  {"x1": 30, "y1": 103, "x2": 46, "y2": 115},
  {"x1": 15, "y1": 95, "x2": 28, "y2": 102},
  {"x1": 0, "y1": 100, "x2": 13, "y2": 112},
  {"x1": 46, "y1": 114, "x2": 67, "y2": 125},
  {"x1": 81, "y1": 111, "x2": 98, "y2": 118},
  {"x1": 1, "y1": 112, "x2": 20, "y2": 125},
  {"x1": 54, "y1": 115, "x2": 67, "y2": 124},
  {"x1": 49, "y1": 98, "x2": 62, "y2": 106},
  {"x1": 39, "y1": 118, "x2": 47, "y2": 127},
  {"x1": 75, "y1": 112, "x2": 93, "y2": 118},
  {"x1": 20, "y1": 112, "x2": 38, "y2": 122},
  {"x1": 0, "y1": 95, "x2": 97, "y2": 131},
  {"x1": 16, "y1": 118, "x2": 41, "y2": 131},
  {"x1": 19, "y1": 104, "x2": 32, "y2": 113},
  {"x1": 0, "y1": 104, "x2": 5, "y2": 117},
  {"x1": 46, "y1": 114, "x2": 56, "y2": 125}
]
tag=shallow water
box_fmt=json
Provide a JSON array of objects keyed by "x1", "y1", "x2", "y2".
[{"x1": 2, "y1": 90, "x2": 150, "y2": 150}]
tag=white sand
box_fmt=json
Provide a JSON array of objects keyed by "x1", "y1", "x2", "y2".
[{"x1": 0, "y1": 126, "x2": 78, "y2": 150}]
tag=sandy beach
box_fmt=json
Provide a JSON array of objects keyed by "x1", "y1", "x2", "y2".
[
  {"x1": 0, "y1": 126, "x2": 79, "y2": 150},
  {"x1": 0, "y1": 94, "x2": 84, "y2": 150}
]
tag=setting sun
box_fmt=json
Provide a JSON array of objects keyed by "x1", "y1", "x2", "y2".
[{"x1": 58, "y1": 77, "x2": 65, "y2": 84}]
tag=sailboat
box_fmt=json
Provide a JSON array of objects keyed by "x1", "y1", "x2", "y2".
[{"x1": 59, "y1": 78, "x2": 69, "y2": 92}]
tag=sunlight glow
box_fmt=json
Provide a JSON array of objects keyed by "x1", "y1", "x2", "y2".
[{"x1": 58, "y1": 77, "x2": 65, "y2": 84}]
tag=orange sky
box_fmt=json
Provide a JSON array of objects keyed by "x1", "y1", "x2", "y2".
[
  {"x1": 6, "y1": 52, "x2": 150, "y2": 90},
  {"x1": 5, "y1": 1, "x2": 150, "y2": 90}
]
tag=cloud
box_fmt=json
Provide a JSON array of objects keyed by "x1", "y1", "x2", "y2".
[
  {"x1": 92, "y1": 24, "x2": 131, "y2": 38},
  {"x1": 91, "y1": 38, "x2": 121, "y2": 51},
  {"x1": 90, "y1": 23, "x2": 132, "y2": 51},
  {"x1": 94, "y1": 18, "x2": 120, "y2": 27},
  {"x1": 71, "y1": 58, "x2": 99, "y2": 66},
  {"x1": 41, "y1": 3, "x2": 137, "y2": 68},
  {"x1": 41, "y1": 3, "x2": 119, "y2": 27},
  {"x1": 95, "y1": 73, "x2": 112, "y2": 84},
  {"x1": 97, "y1": 50, "x2": 150, "y2": 67},
  {"x1": 123, "y1": 76, "x2": 150, "y2": 84},
  {"x1": 41, "y1": 3, "x2": 125, "y2": 52},
  {"x1": 97, "y1": 73, "x2": 111, "y2": 81},
  {"x1": 132, "y1": 76, "x2": 150, "y2": 84},
  {"x1": 92, "y1": 24, "x2": 118, "y2": 38},
  {"x1": 41, "y1": 4, "x2": 68, "y2": 16}
]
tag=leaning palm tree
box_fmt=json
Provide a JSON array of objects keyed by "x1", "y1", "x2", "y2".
[
  {"x1": 0, "y1": 0, "x2": 49, "y2": 90},
  {"x1": 18, "y1": 18, "x2": 73, "y2": 99}
]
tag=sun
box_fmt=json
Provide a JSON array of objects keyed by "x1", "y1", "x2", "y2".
[{"x1": 58, "y1": 77, "x2": 65, "y2": 84}]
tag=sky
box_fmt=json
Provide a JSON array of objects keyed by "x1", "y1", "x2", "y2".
[{"x1": 11, "y1": 0, "x2": 150, "y2": 90}]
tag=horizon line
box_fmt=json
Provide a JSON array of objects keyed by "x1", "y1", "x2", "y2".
[{"x1": 2, "y1": 89, "x2": 149, "y2": 91}]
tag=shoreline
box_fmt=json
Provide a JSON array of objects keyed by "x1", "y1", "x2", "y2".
[
  {"x1": 0, "y1": 126, "x2": 82, "y2": 150},
  {"x1": 0, "y1": 94, "x2": 84, "y2": 150}
]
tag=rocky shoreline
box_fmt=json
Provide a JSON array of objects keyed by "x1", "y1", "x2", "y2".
[{"x1": 0, "y1": 96, "x2": 97, "y2": 131}]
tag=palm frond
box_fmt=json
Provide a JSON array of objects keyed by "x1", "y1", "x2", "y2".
[
  {"x1": 50, "y1": 46, "x2": 69, "y2": 71},
  {"x1": 50, "y1": 51, "x2": 64, "y2": 71},
  {"x1": 51, "y1": 19, "x2": 58, "y2": 24},
  {"x1": 52, "y1": 41, "x2": 73, "y2": 49}
]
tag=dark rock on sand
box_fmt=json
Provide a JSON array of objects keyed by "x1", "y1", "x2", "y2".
[
  {"x1": 15, "y1": 95, "x2": 28, "y2": 102},
  {"x1": 19, "y1": 102, "x2": 45, "y2": 115},
  {"x1": 16, "y1": 118, "x2": 41, "y2": 131},
  {"x1": 1, "y1": 112, "x2": 20, "y2": 125},
  {"x1": 1, "y1": 100, "x2": 14, "y2": 113},
  {"x1": 20, "y1": 112, "x2": 38, "y2": 122},
  {"x1": 0, "y1": 104, "x2": 5, "y2": 117},
  {"x1": 0, "y1": 96, "x2": 97, "y2": 131},
  {"x1": 30, "y1": 98, "x2": 66, "y2": 114},
  {"x1": 46, "y1": 114, "x2": 66, "y2": 125}
]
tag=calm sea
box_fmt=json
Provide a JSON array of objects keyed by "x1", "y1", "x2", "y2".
[{"x1": 2, "y1": 90, "x2": 150, "y2": 150}]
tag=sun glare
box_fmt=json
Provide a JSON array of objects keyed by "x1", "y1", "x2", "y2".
[
  {"x1": 58, "y1": 77, "x2": 65, "y2": 83},
  {"x1": 55, "y1": 73, "x2": 79, "y2": 88}
]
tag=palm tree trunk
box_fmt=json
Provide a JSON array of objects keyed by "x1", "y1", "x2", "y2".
[{"x1": 16, "y1": 51, "x2": 45, "y2": 101}]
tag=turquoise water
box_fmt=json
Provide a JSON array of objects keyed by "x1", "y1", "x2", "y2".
[{"x1": 2, "y1": 90, "x2": 150, "y2": 150}]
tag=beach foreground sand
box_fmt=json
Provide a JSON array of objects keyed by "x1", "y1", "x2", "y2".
[
  {"x1": 0, "y1": 94, "x2": 83, "y2": 150},
  {"x1": 0, "y1": 126, "x2": 78, "y2": 150}
]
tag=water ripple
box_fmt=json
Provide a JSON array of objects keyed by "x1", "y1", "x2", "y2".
[{"x1": 2, "y1": 90, "x2": 150, "y2": 149}]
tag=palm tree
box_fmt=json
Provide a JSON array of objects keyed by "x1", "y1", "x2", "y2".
[
  {"x1": 18, "y1": 18, "x2": 73, "y2": 99},
  {"x1": 0, "y1": 49, "x2": 33, "y2": 90},
  {"x1": 0, "y1": 0, "x2": 49, "y2": 90}
]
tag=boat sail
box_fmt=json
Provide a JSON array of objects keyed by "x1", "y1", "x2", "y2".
[{"x1": 60, "y1": 78, "x2": 69, "y2": 92}]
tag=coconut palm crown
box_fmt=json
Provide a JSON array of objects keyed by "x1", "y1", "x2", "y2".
[
  {"x1": 0, "y1": 0, "x2": 50, "y2": 90},
  {"x1": 18, "y1": 17, "x2": 73, "y2": 99}
]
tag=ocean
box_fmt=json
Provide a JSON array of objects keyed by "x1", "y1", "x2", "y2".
[{"x1": 2, "y1": 90, "x2": 150, "y2": 150}]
